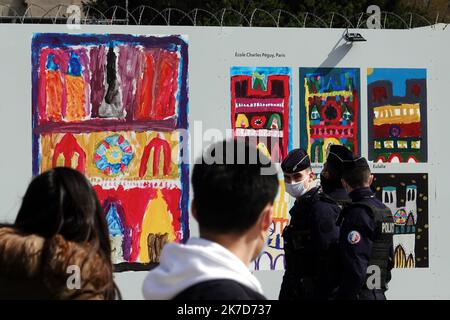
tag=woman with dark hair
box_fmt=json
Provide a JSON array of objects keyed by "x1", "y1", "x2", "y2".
[{"x1": 0, "y1": 167, "x2": 121, "y2": 300}]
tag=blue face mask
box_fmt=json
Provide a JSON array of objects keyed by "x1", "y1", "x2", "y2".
[{"x1": 285, "y1": 178, "x2": 308, "y2": 198}]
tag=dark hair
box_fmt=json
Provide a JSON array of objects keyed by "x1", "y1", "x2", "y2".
[
  {"x1": 192, "y1": 139, "x2": 279, "y2": 234},
  {"x1": 324, "y1": 161, "x2": 342, "y2": 181},
  {"x1": 320, "y1": 162, "x2": 343, "y2": 193},
  {"x1": 342, "y1": 166, "x2": 371, "y2": 189},
  {"x1": 14, "y1": 167, "x2": 120, "y2": 299}
]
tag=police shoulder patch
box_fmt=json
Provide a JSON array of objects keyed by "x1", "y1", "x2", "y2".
[{"x1": 347, "y1": 230, "x2": 361, "y2": 245}]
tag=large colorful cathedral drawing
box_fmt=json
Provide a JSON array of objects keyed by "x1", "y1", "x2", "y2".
[{"x1": 32, "y1": 33, "x2": 189, "y2": 271}]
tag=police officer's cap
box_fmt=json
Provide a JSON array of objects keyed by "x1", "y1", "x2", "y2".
[
  {"x1": 281, "y1": 148, "x2": 311, "y2": 174},
  {"x1": 342, "y1": 155, "x2": 370, "y2": 172},
  {"x1": 326, "y1": 145, "x2": 354, "y2": 171}
]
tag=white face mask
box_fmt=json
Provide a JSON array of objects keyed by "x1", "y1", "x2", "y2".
[{"x1": 285, "y1": 178, "x2": 309, "y2": 198}]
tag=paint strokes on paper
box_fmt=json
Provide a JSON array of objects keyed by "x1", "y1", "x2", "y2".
[
  {"x1": 231, "y1": 67, "x2": 292, "y2": 161},
  {"x1": 32, "y1": 33, "x2": 189, "y2": 271},
  {"x1": 254, "y1": 180, "x2": 290, "y2": 270},
  {"x1": 372, "y1": 173, "x2": 429, "y2": 268},
  {"x1": 230, "y1": 67, "x2": 292, "y2": 270},
  {"x1": 368, "y1": 68, "x2": 427, "y2": 163},
  {"x1": 300, "y1": 68, "x2": 360, "y2": 163}
]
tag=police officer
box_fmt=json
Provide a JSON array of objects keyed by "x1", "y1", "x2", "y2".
[
  {"x1": 320, "y1": 145, "x2": 353, "y2": 206},
  {"x1": 335, "y1": 156, "x2": 394, "y2": 300},
  {"x1": 279, "y1": 148, "x2": 347, "y2": 300}
]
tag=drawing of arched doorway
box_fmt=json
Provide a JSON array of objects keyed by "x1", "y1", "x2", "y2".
[
  {"x1": 44, "y1": 52, "x2": 64, "y2": 121},
  {"x1": 273, "y1": 254, "x2": 285, "y2": 270},
  {"x1": 103, "y1": 199, "x2": 130, "y2": 263},
  {"x1": 388, "y1": 153, "x2": 402, "y2": 163},
  {"x1": 376, "y1": 156, "x2": 387, "y2": 163},
  {"x1": 139, "y1": 189, "x2": 176, "y2": 263},
  {"x1": 394, "y1": 245, "x2": 407, "y2": 268},
  {"x1": 235, "y1": 114, "x2": 249, "y2": 128},
  {"x1": 52, "y1": 133, "x2": 86, "y2": 172},
  {"x1": 406, "y1": 254, "x2": 415, "y2": 268},
  {"x1": 310, "y1": 140, "x2": 323, "y2": 163},
  {"x1": 255, "y1": 251, "x2": 273, "y2": 270},
  {"x1": 139, "y1": 136, "x2": 172, "y2": 177},
  {"x1": 267, "y1": 113, "x2": 282, "y2": 130},
  {"x1": 406, "y1": 155, "x2": 418, "y2": 163}
]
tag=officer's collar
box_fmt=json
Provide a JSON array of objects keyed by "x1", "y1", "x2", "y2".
[
  {"x1": 326, "y1": 187, "x2": 350, "y2": 201},
  {"x1": 298, "y1": 186, "x2": 320, "y2": 200}
]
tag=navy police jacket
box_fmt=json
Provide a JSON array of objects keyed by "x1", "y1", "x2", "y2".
[
  {"x1": 280, "y1": 186, "x2": 348, "y2": 299},
  {"x1": 335, "y1": 187, "x2": 394, "y2": 300}
]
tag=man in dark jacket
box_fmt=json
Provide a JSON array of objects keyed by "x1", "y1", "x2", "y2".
[
  {"x1": 142, "y1": 139, "x2": 279, "y2": 300},
  {"x1": 279, "y1": 146, "x2": 350, "y2": 300},
  {"x1": 335, "y1": 156, "x2": 394, "y2": 300},
  {"x1": 320, "y1": 145, "x2": 354, "y2": 208}
]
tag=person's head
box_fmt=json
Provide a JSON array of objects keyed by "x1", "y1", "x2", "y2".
[
  {"x1": 321, "y1": 145, "x2": 353, "y2": 194},
  {"x1": 281, "y1": 148, "x2": 315, "y2": 198},
  {"x1": 14, "y1": 167, "x2": 119, "y2": 299},
  {"x1": 191, "y1": 139, "x2": 279, "y2": 261},
  {"x1": 341, "y1": 157, "x2": 373, "y2": 193}
]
